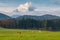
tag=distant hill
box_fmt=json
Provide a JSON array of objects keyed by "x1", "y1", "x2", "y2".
[
  {"x1": 40, "y1": 14, "x2": 60, "y2": 20},
  {"x1": 16, "y1": 14, "x2": 60, "y2": 20},
  {"x1": 0, "y1": 14, "x2": 60, "y2": 31},
  {"x1": 0, "y1": 13, "x2": 12, "y2": 20}
]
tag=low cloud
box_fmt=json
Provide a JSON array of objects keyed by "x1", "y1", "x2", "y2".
[
  {"x1": 16, "y1": 2, "x2": 35, "y2": 12},
  {"x1": 1, "y1": 2, "x2": 60, "y2": 16}
]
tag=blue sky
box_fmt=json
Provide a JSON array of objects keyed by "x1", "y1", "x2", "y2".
[
  {"x1": 0, "y1": 0, "x2": 60, "y2": 7},
  {"x1": 0, "y1": 0, "x2": 60, "y2": 16}
]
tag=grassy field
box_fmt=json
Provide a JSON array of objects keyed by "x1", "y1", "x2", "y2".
[{"x1": 0, "y1": 28, "x2": 60, "y2": 40}]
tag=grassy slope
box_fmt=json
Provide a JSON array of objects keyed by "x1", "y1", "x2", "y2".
[{"x1": 0, "y1": 28, "x2": 60, "y2": 40}]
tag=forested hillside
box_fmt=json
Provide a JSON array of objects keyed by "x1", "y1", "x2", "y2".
[{"x1": 0, "y1": 18, "x2": 60, "y2": 31}]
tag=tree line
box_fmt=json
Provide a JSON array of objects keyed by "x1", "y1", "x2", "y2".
[{"x1": 0, "y1": 18, "x2": 60, "y2": 31}]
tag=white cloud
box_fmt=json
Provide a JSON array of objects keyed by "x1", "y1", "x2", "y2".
[
  {"x1": 17, "y1": 2, "x2": 33, "y2": 12},
  {"x1": 0, "y1": 2, "x2": 60, "y2": 16},
  {"x1": 10, "y1": 2, "x2": 60, "y2": 16}
]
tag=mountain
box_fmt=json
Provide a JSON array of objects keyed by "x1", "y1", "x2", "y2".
[
  {"x1": 11, "y1": 14, "x2": 18, "y2": 18},
  {"x1": 16, "y1": 14, "x2": 60, "y2": 20},
  {"x1": 40, "y1": 14, "x2": 60, "y2": 20},
  {"x1": 0, "y1": 13, "x2": 12, "y2": 20}
]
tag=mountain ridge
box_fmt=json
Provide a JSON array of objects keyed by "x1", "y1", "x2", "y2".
[
  {"x1": 0, "y1": 13, "x2": 60, "y2": 21},
  {"x1": 16, "y1": 14, "x2": 60, "y2": 20},
  {"x1": 0, "y1": 13, "x2": 12, "y2": 20}
]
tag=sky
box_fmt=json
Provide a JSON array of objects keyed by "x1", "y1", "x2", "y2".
[{"x1": 0, "y1": 0, "x2": 60, "y2": 16}]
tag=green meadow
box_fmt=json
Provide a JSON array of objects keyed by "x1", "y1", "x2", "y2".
[{"x1": 0, "y1": 28, "x2": 60, "y2": 40}]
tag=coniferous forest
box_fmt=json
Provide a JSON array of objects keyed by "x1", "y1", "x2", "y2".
[{"x1": 0, "y1": 18, "x2": 60, "y2": 31}]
